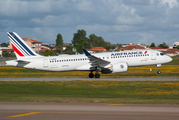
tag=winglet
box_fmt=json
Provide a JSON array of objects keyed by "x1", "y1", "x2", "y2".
[{"x1": 83, "y1": 49, "x2": 91, "y2": 56}]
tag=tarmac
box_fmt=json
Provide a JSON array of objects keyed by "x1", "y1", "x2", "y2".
[{"x1": 0, "y1": 102, "x2": 179, "y2": 120}]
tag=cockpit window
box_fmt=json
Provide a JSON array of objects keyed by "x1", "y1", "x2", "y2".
[{"x1": 160, "y1": 53, "x2": 166, "y2": 56}]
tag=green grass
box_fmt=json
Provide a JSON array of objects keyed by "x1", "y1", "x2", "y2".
[
  {"x1": 0, "y1": 64, "x2": 179, "y2": 78},
  {"x1": 0, "y1": 81, "x2": 179, "y2": 104}
]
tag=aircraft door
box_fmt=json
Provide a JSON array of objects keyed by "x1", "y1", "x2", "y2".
[
  {"x1": 151, "y1": 52, "x2": 156, "y2": 60},
  {"x1": 43, "y1": 59, "x2": 49, "y2": 68}
]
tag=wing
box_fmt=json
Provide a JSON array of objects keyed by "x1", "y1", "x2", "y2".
[{"x1": 83, "y1": 49, "x2": 110, "y2": 67}]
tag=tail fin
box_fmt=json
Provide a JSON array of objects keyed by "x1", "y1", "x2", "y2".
[{"x1": 7, "y1": 32, "x2": 41, "y2": 59}]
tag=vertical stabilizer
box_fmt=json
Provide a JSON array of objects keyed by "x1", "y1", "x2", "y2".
[{"x1": 7, "y1": 32, "x2": 41, "y2": 59}]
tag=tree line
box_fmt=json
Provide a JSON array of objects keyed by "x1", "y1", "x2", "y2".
[
  {"x1": 55, "y1": 29, "x2": 111, "y2": 54},
  {"x1": 150, "y1": 42, "x2": 169, "y2": 48},
  {"x1": 55, "y1": 29, "x2": 178, "y2": 55},
  {"x1": 1, "y1": 29, "x2": 179, "y2": 57}
]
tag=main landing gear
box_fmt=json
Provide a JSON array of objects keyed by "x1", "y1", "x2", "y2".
[
  {"x1": 156, "y1": 64, "x2": 161, "y2": 74},
  {"x1": 89, "y1": 71, "x2": 100, "y2": 78}
]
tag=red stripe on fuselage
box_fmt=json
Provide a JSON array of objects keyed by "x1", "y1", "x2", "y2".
[{"x1": 11, "y1": 43, "x2": 24, "y2": 56}]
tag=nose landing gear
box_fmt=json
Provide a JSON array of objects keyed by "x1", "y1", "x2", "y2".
[
  {"x1": 157, "y1": 69, "x2": 161, "y2": 74},
  {"x1": 156, "y1": 64, "x2": 161, "y2": 74}
]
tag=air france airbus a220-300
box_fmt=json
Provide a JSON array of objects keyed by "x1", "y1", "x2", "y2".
[{"x1": 6, "y1": 32, "x2": 172, "y2": 78}]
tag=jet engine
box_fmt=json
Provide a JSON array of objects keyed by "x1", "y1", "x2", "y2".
[{"x1": 101, "y1": 62, "x2": 128, "y2": 73}]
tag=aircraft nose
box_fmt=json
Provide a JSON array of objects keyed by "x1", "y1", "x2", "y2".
[{"x1": 167, "y1": 56, "x2": 172, "y2": 62}]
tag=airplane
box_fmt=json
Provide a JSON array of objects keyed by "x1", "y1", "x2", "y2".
[{"x1": 6, "y1": 32, "x2": 172, "y2": 78}]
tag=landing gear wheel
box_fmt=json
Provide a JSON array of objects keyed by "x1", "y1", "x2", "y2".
[
  {"x1": 95, "y1": 73, "x2": 100, "y2": 78},
  {"x1": 157, "y1": 70, "x2": 161, "y2": 74},
  {"x1": 156, "y1": 64, "x2": 161, "y2": 74},
  {"x1": 89, "y1": 73, "x2": 94, "y2": 78}
]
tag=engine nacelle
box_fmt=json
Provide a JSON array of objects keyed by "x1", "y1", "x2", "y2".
[{"x1": 101, "y1": 62, "x2": 128, "y2": 74}]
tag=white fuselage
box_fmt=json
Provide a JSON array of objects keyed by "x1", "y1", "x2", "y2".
[{"x1": 6, "y1": 49, "x2": 172, "y2": 72}]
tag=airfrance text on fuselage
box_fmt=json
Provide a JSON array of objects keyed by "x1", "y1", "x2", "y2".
[{"x1": 111, "y1": 51, "x2": 147, "y2": 56}]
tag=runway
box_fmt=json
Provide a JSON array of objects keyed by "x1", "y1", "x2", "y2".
[
  {"x1": 0, "y1": 77, "x2": 179, "y2": 81},
  {"x1": 0, "y1": 102, "x2": 179, "y2": 120}
]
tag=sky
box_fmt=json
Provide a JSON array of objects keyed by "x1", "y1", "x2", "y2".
[{"x1": 0, "y1": 0, "x2": 179, "y2": 46}]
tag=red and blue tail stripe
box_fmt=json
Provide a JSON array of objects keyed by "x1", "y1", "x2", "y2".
[{"x1": 7, "y1": 32, "x2": 38, "y2": 57}]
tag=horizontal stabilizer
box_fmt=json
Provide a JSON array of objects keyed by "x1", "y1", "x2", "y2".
[{"x1": 16, "y1": 60, "x2": 31, "y2": 64}]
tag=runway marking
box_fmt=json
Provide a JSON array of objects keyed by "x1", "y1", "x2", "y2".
[
  {"x1": 106, "y1": 104, "x2": 125, "y2": 106},
  {"x1": 8, "y1": 112, "x2": 41, "y2": 117},
  {"x1": 4, "y1": 111, "x2": 179, "y2": 117}
]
